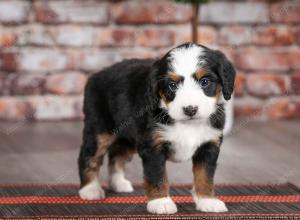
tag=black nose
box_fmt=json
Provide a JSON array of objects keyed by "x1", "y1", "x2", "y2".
[{"x1": 183, "y1": 105, "x2": 198, "y2": 117}]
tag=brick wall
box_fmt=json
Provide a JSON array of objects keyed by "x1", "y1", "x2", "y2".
[{"x1": 0, "y1": 0, "x2": 300, "y2": 121}]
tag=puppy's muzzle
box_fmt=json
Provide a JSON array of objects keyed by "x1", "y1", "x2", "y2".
[{"x1": 183, "y1": 105, "x2": 198, "y2": 117}]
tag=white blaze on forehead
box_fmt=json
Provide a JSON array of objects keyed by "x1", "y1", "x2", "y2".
[{"x1": 169, "y1": 45, "x2": 206, "y2": 77}]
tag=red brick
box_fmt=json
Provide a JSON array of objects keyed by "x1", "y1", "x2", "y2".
[
  {"x1": 293, "y1": 26, "x2": 300, "y2": 44},
  {"x1": 291, "y1": 72, "x2": 300, "y2": 94},
  {"x1": 0, "y1": 73, "x2": 11, "y2": 95},
  {"x1": 0, "y1": 0, "x2": 30, "y2": 24},
  {"x1": 45, "y1": 72, "x2": 87, "y2": 95},
  {"x1": 137, "y1": 29, "x2": 174, "y2": 48},
  {"x1": 267, "y1": 97, "x2": 300, "y2": 119},
  {"x1": 174, "y1": 26, "x2": 217, "y2": 45},
  {"x1": 18, "y1": 48, "x2": 67, "y2": 72},
  {"x1": 235, "y1": 73, "x2": 246, "y2": 97},
  {"x1": 0, "y1": 75, "x2": 4, "y2": 95},
  {"x1": 253, "y1": 26, "x2": 294, "y2": 46},
  {"x1": 234, "y1": 98, "x2": 264, "y2": 119},
  {"x1": 219, "y1": 26, "x2": 252, "y2": 46},
  {"x1": 121, "y1": 51, "x2": 156, "y2": 60},
  {"x1": 63, "y1": 49, "x2": 82, "y2": 70},
  {"x1": 216, "y1": 46, "x2": 236, "y2": 63},
  {"x1": 52, "y1": 25, "x2": 94, "y2": 47},
  {"x1": 270, "y1": 1, "x2": 300, "y2": 23},
  {"x1": 289, "y1": 50, "x2": 300, "y2": 69},
  {"x1": 28, "y1": 95, "x2": 83, "y2": 120},
  {"x1": 95, "y1": 29, "x2": 135, "y2": 47},
  {"x1": 79, "y1": 49, "x2": 123, "y2": 71},
  {"x1": 10, "y1": 74, "x2": 46, "y2": 95},
  {"x1": 200, "y1": 1, "x2": 268, "y2": 24},
  {"x1": 0, "y1": 30, "x2": 16, "y2": 47},
  {"x1": 197, "y1": 26, "x2": 217, "y2": 45},
  {"x1": 0, "y1": 97, "x2": 32, "y2": 121},
  {"x1": 112, "y1": 1, "x2": 191, "y2": 24},
  {"x1": 235, "y1": 48, "x2": 289, "y2": 71},
  {"x1": 246, "y1": 73, "x2": 287, "y2": 98},
  {"x1": 0, "y1": 52, "x2": 18, "y2": 71},
  {"x1": 34, "y1": 0, "x2": 109, "y2": 24},
  {"x1": 1, "y1": 0, "x2": 300, "y2": 122},
  {"x1": 268, "y1": 98, "x2": 288, "y2": 119},
  {"x1": 16, "y1": 25, "x2": 55, "y2": 46}
]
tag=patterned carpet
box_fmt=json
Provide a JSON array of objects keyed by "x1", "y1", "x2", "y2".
[{"x1": 0, "y1": 183, "x2": 300, "y2": 219}]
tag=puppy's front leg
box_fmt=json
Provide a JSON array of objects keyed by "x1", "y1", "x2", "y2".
[
  {"x1": 139, "y1": 143, "x2": 177, "y2": 214},
  {"x1": 192, "y1": 141, "x2": 228, "y2": 212}
]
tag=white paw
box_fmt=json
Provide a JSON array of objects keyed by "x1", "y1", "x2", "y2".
[
  {"x1": 194, "y1": 197, "x2": 228, "y2": 212},
  {"x1": 78, "y1": 179, "x2": 105, "y2": 200},
  {"x1": 147, "y1": 197, "x2": 177, "y2": 214},
  {"x1": 110, "y1": 178, "x2": 134, "y2": 193},
  {"x1": 109, "y1": 172, "x2": 134, "y2": 193}
]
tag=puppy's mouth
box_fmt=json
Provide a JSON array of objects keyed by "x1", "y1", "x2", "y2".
[{"x1": 177, "y1": 116, "x2": 203, "y2": 122}]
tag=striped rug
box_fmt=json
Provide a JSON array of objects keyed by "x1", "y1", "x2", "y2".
[{"x1": 0, "y1": 183, "x2": 300, "y2": 219}]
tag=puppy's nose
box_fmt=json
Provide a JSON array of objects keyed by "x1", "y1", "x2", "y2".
[{"x1": 183, "y1": 105, "x2": 198, "y2": 117}]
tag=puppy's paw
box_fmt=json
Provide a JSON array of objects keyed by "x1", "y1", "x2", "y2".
[
  {"x1": 194, "y1": 197, "x2": 228, "y2": 212},
  {"x1": 79, "y1": 180, "x2": 105, "y2": 200},
  {"x1": 147, "y1": 197, "x2": 177, "y2": 214},
  {"x1": 110, "y1": 176, "x2": 134, "y2": 193}
]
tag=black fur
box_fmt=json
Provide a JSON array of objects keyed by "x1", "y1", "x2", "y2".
[
  {"x1": 78, "y1": 43, "x2": 236, "y2": 199},
  {"x1": 192, "y1": 141, "x2": 220, "y2": 183},
  {"x1": 203, "y1": 49, "x2": 236, "y2": 100},
  {"x1": 209, "y1": 104, "x2": 225, "y2": 130}
]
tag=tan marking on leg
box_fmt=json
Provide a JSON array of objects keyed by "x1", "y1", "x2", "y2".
[
  {"x1": 193, "y1": 163, "x2": 214, "y2": 197},
  {"x1": 96, "y1": 133, "x2": 116, "y2": 158},
  {"x1": 82, "y1": 133, "x2": 116, "y2": 187},
  {"x1": 81, "y1": 162, "x2": 99, "y2": 187},
  {"x1": 144, "y1": 173, "x2": 169, "y2": 201}
]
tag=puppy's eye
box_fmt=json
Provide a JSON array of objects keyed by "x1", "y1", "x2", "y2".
[
  {"x1": 168, "y1": 81, "x2": 178, "y2": 92},
  {"x1": 200, "y1": 78, "x2": 210, "y2": 88}
]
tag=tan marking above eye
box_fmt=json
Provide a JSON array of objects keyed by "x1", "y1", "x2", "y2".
[
  {"x1": 194, "y1": 69, "x2": 207, "y2": 80},
  {"x1": 168, "y1": 72, "x2": 184, "y2": 82}
]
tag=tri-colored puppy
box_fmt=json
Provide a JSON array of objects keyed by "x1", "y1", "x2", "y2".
[{"x1": 78, "y1": 43, "x2": 236, "y2": 214}]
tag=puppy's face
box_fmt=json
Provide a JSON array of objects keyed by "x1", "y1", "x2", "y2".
[{"x1": 154, "y1": 43, "x2": 236, "y2": 121}]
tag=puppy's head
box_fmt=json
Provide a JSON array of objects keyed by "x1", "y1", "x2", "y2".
[{"x1": 151, "y1": 43, "x2": 236, "y2": 121}]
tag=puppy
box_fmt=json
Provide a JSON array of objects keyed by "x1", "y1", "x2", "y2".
[{"x1": 78, "y1": 43, "x2": 236, "y2": 214}]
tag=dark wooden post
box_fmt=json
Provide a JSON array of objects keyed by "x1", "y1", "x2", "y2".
[{"x1": 191, "y1": 1, "x2": 199, "y2": 43}]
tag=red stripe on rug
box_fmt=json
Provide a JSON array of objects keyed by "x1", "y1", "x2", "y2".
[
  {"x1": 1, "y1": 213, "x2": 300, "y2": 219},
  {"x1": 0, "y1": 182, "x2": 291, "y2": 188},
  {"x1": 1, "y1": 195, "x2": 300, "y2": 204}
]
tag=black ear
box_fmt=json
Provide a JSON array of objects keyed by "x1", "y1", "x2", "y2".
[
  {"x1": 146, "y1": 60, "x2": 162, "y2": 107},
  {"x1": 214, "y1": 50, "x2": 236, "y2": 101}
]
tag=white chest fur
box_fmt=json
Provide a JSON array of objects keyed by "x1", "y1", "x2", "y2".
[{"x1": 158, "y1": 120, "x2": 222, "y2": 162}]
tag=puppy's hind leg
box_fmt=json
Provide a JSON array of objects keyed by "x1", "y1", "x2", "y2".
[
  {"x1": 108, "y1": 141, "x2": 136, "y2": 193},
  {"x1": 78, "y1": 130, "x2": 116, "y2": 200}
]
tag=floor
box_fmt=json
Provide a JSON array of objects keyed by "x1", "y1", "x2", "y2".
[{"x1": 0, "y1": 119, "x2": 299, "y2": 187}]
